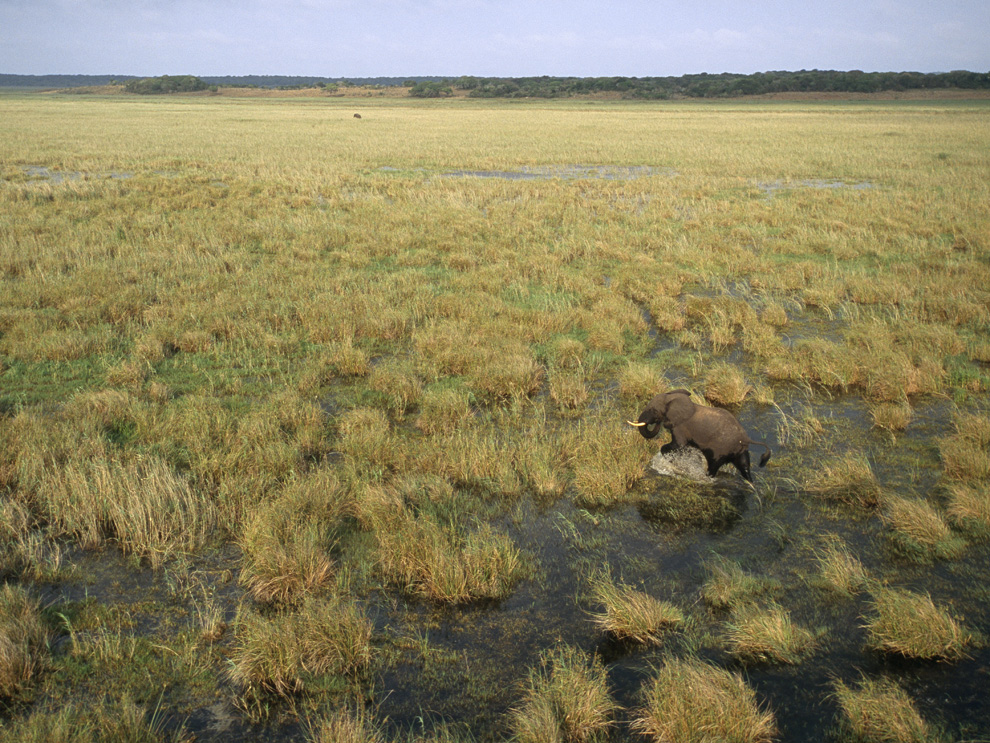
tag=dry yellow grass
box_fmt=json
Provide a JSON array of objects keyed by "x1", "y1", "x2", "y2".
[
  {"x1": 588, "y1": 570, "x2": 683, "y2": 644},
  {"x1": 802, "y1": 452, "x2": 884, "y2": 509},
  {"x1": 725, "y1": 602, "x2": 819, "y2": 665},
  {"x1": 509, "y1": 644, "x2": 615, "y2": 743},
  {"x1": 0, "y1": 584, "x2": 50, "y2": 700},
  {"x1": 229, "y1": 596, "x2": 373, "y2": 698},
  {"x1": 832, "y1": 677, "x2": 934, "y2": 743},
  {"x1": 815, "y1": 537, "x2": 870, "y2": 596},
  {"x1": 865, "y1": 587, "x2": 971, "y2": 660},
  {"x1": 2, "y1": 92, "x2": 989, "y2": 738},
  {"x1": 883, "y1": 495, "x2": 966, "y2": 561},
  {"x1": 633, "y1": 657, "x2": 777, "y2": 743}
]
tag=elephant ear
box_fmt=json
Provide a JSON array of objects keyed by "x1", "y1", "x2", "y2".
[{"x1": 663, "y1": 390, "x2": 696, "y2": 426}]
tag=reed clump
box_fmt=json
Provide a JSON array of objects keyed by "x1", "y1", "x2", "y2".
[
  {"x1": 306, "y1": 707, "x2": 385, "y2": 743},
  {"x1": 587, "y1": 570, "x2": 683, "y2": 645},
  {"x1": 0, "y1": 584, "x2": 50, "y2": 701},
  {"x1": 946, "y1": 481, "x2": 990, "y2": 534},
  {"x1": 569, "y1": 415, "x2": 651, "y2": 508},
  {"x1": 229, "y1": 596, "x2": 373, "y2": 698},
  {"x1": 802, "y1": 451, "x2": 884, "y2": 509},
  {"x1": 633, "y1": 657, "x2": 777, "y2": 743},
  {"x1": 831, "y1": 676, "x2": 936, "y2": 743},
  {"x1": 940, "y1": 412, "x2": 990, "y2": 481},
  {"x1": 239, "y1": 469, "x2": 350, "y2": 604},
  {"x1": 883, "y1": 495, "x2": 966, "y2": 562},
  {"x1": 864, "y1": 587, "x2": 971, "y2": 660},
  {"x1": 724, "y1": 602, "x2": 819, "y2": 665},
  {"x1": 702, "y1": 555, "x2": 777, "y2": 612},
  {"x1": 373, "y1": 505, "x2": 524, "y2": 604},
  {"x1": 815, "y1": 537, "x2": 870, "y2": 597},
  {"x1": 509, "y1": 644, "x2": 615, "y2": 743},
  {"x1": 704, "y1": 363, "x2": 752, "y2": 406}
]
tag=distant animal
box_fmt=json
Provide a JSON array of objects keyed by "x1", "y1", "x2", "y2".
[
  {"x1": 354, "y1": 113, "x2": 362, "y2": 118},
  {"x1": 627, "y1": 389, "x2": 771, "y2": 484}
]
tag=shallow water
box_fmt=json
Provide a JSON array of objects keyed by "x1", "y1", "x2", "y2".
[{"x1": 25, "y1": 392, "x2": 990, "y2": 742}]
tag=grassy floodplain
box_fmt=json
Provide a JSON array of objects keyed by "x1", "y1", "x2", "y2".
[{"x1": 1, "y1": 90, "x2": 989, "y2": 741}]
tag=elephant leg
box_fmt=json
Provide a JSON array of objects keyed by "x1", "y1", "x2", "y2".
[
  {"x1": 705, "y1": 453, "x2": 724, "y2": 478},
  {"x1": 732, "y1": 451, "x2": 753, "y2": 483},
  {"x1": 660, "y1": 441, "x2": 677, "y2": 454}
]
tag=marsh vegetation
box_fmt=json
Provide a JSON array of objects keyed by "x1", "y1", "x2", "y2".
[{"x1": 0, "y1": 92, "x2": 989, "y2": 741}]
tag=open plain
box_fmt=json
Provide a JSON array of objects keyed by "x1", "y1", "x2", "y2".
[{"x1": 1, "y1": 91, "x2": 989, "y2": 742}]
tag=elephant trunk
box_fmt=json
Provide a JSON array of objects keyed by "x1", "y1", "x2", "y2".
[{"x1": 626, "y1": 420, "x2": 662, "y2": 439}]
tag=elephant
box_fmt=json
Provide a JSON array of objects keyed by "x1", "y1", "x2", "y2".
[{"x1": 627, "y1": 389, "x2": 771, "y2": 484}]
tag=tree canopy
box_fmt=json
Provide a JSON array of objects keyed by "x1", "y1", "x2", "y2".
[
  {"x1": 451, "y1": 70, "x2": 990, "y2": 99},
  {"x1": 123, "y1": 75, "x2": 210, "y2": 94},
  {"x1": 2, "y1": 70, "x2": 987, "y2": 99}
]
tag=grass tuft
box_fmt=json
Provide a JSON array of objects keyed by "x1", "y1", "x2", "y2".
[
  {"x1": 802, "y1": 452, "x2": 884, "y2": 509},
  {"x1": 306, "y1": 706, "x2": 385, "y2": 743},
  {"x1": 0, "y1": 695, "x2": 190, "y2": 743},
  {"x1": 704, "y1": 363, "x2": 752, "y2": 406},
  {"x1": 883, "y1": 495, "x2": 966, "y2": 562},
  {"x1": 617, "y1": 362, "x2": 666, "y2": 402},
  {"x1": 1, "y1": 498, "x2": 64, "y2": 582},
  {"x1": 587, "y1": 570, "x2": 683, "y2": 645},
  {"x1": 940, "y1": 411, "x2": 990, "y2": 481},
  {"x1": 569, "y1": 414, "x2": 651, "y2": 508},
  {"x1": 509, "y1": 644, "x2": 615, "y2": 743},
  {"x1": 415, "y1": 386, "x2": 474, "y2": 436},
  {"x1": 633, "y1": 657, "x2": 777, "y2": 743},
  {"x1": 549, "y1": 368, "x2": 590, "y2": 411},
  {"x1": 374, "y1": 507, "x2": 524, "y2": 604},
  {"x1": 702, "y1": 555, "x2": 776, "y2": 611},
  {"x1": 864, "y1": 587, "x2": 971, "y2": 660},
  {"x1": 229, "y1": 596, "x2": 373, "y2": 698},
  {"x1": 870, "y1": 402, "x2": 913, "y2": 433},
  {"x1": 26, "y1": 453, "x2": 217, "y2": 568},
  {"x1": 724, "y1": 602, "x2": 819, "y2": 665},
  {"x1": 0, "y1": 584, "x2": 49, "y2": 701},
  {"x1": 338, "y1": 407, "x2": 401, "y2": 474},
  {"x1": 239, "y1": 469, "x2": 349, "y2": 604},
  {"x1": 370, "y1": 359, "x2": 424, "y2": 419},
  {"x1": 815, "y1": 537, "x2": 870, "y2": 596},
  {"x1": 946, "y1": 481, "x2": 990, "y2": 535},
  {"x1": 832, "y1": 676, "x2": 936, "y2": 743}
]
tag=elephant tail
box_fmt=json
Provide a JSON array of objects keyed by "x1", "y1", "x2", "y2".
[{"x1": 749, "y1": 440, "x2": 772, "y2": 467}]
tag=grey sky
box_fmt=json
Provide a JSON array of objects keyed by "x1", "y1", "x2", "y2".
[{"x1": 2, "y1": 0, "x2": 988, "y2": 77}]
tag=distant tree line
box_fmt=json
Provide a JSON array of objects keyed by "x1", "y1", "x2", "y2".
[
  {"x1": 3, "y1": 70, "x2": 988, "y2": 98},
  {"x1": 0, "y1": 74, "x2": 449, "y2": 89},
  {"x1": 444, "y1": 70, "x2": 990, "y2": 99},
  {"x1": 0, "y1": 74, "x2": 139, "y2": 88}
]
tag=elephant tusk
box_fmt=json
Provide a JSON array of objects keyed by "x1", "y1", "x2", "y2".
[{"x1": 626, "y1": 420, "x2": 646, "y2": 427}]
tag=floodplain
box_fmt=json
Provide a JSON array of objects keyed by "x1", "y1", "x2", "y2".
[{"x1": 1, "y1": 92, "x2": 989, "y2": 742}]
